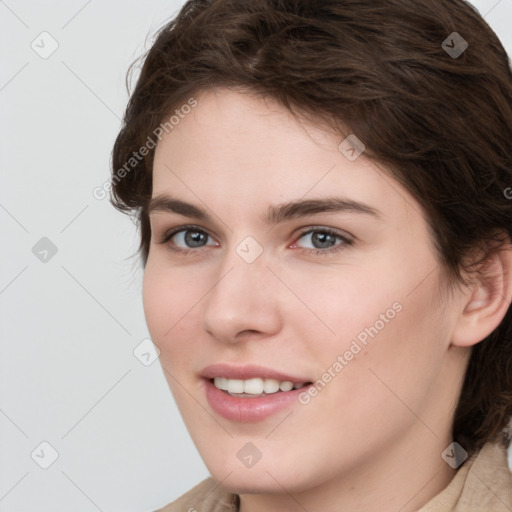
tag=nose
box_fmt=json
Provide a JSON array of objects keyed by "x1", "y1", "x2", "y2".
[{"x1": 201, "y1": 248, "x2": 283, "y2": 344}]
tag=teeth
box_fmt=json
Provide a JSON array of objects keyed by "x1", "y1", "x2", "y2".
[
  {"x1": 279, "y1": 381, "x2": 294, "y2": 392},
  {"x1": 226, "y1": 379, "x2": 244, "y2": 394},
  {"x1": 213, "y1": 377, "x2": 305, "y2": 395},
  {"x1": 263, "y1": 378, "x2": 280, "y2": 394},
  {"x1": 244, "y1": 378, "x2": 264, "y2": 394},
  {"x1": 214, "y1": 377, "x2": 229, "y2": 391}
]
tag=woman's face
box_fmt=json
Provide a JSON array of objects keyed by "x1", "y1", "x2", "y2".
[{"x1": 143, "y1": 87, "x2": 467, "y2": 498}]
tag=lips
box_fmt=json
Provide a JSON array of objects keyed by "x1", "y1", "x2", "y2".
[
  {"x1": 200, "y1": 363, "x2": 309, "y2": 383},
  {"x1": 201, "y1": 363, "x2": 314, "y2": 422}
]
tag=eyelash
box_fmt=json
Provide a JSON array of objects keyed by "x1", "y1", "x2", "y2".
[{"x1": 157, "y1": 224, "x2": 354, "y2": 256}]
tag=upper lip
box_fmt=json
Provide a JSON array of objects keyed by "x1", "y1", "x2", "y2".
[{"x1": 201, "y1": 364, "x2": 311, "y2": 383}]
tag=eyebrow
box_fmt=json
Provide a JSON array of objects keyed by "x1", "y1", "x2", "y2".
[{"x1": 147, "y1": 194, "x2": 382, "y2": 224}]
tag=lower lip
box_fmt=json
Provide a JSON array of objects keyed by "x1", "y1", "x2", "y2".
[{"x1": 204, "y1": 379, "x2": 310, "y2": 422}]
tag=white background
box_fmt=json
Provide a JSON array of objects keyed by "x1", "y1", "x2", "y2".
[{"x1": 1, "y1": 1, "x2": 511, "y2": 511}]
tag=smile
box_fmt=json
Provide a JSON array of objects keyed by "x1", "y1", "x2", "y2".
[
  {"x1": 201, "y1": 364, "x2": 314, "y2": 421},
  {"x1": 212, "y1": 377, "x2": 310, "y2": 396}
]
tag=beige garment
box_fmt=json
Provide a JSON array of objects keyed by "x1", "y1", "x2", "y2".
[{"x1": 156, "y1": 441, "x2": 511, "y2": 512}]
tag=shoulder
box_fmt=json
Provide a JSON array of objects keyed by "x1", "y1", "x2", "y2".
[
  {"x1": 418, "y1": 440, "x2": 512, "y2": 511},
  {"x1": 154, "y1": 477, "x2": 238, "y2": 512},
  {"x1": 457, "y1": 440, "x2": 512, "y2": 509}
]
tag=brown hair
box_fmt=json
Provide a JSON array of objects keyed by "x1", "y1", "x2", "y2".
[{"x1": 110, "y1": 0, "x2": 512, "y2": 456}]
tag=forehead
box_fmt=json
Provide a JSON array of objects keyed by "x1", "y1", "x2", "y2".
[{"x1": 151, "y1": 87, "x2": 424, "y2": 224}]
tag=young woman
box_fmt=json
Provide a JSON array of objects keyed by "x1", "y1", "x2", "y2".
[{"x1": 110, "y1": 0, "x2": 512, "y2": 510}]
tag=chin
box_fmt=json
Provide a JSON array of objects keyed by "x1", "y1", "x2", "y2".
[
  {"x1": 212, "y1": 470, "x2": 291, "y2": 495},
  {"x1": 204, "y1": 454, "x2": 313, "y2": 495}
]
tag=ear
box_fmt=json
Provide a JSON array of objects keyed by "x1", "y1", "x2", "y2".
[{"x1": 451, "y1": 238, "x2": 512, "y2": 348}]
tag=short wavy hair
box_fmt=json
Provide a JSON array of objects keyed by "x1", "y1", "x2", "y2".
[{"x1": 110, "y1": 0, "x2": 512, "y2": 456}]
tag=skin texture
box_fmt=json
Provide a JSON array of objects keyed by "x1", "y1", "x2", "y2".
[{"x1": 143, "y1": 87, "x2": 512, "y2": 512}]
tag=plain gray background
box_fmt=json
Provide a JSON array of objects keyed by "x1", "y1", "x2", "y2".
[{"x1": 1, "y1": 1, "x2": 512, "y2": 511}]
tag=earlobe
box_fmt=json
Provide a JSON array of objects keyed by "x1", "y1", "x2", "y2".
[{"x1": 451, "y1": 242, "x2": 512, "y2": 348}]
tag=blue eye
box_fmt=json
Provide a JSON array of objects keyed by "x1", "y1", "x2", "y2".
[
  {"x1": 160, "y1": 226, "x2": 218, "y2": 252},
  {"x1": 294, "y1": 228, "x2": 353, "y2": 254},
  {"x1": 158, "y1": 225, "x2": 353, "y2": 256}
]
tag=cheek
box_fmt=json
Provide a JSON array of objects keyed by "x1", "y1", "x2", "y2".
[
  {"x1": 142, "y1": 265, "x2": 169, "y2": 341},
  {"x1": 315, "y1": 268, "x2": 448, "y2": 428},
  {"x1": 277, "y1": 260, "x2": 404, "y2": 353},
  {"x1": 291, "y1": 248, "x2": 447, "y2": 395},
  {"x1": 142, "y1": 262, "x2": 197, "y2": 357}
]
